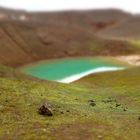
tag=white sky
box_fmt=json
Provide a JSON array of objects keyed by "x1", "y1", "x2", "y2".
[{"x1": 0, "y1": 0, "x2": 140, "y2": 14}]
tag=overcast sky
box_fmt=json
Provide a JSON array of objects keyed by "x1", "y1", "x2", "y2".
[{"x1": 0, "y1": 0, "x2": 139, "y2": 13}]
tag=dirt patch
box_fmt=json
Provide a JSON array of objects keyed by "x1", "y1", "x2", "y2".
[
  {"x1": 117, "y1": 55, "x2": 140, "y2": 66},
  {"x1": 51, "y1": 122, "x2": 111, "y2": 140}
]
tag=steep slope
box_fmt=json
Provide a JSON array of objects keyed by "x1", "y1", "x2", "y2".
[
  {"x1": 0, "y1": 9, "x2": 139, "y2": 67},
  {"x1": 0, "y1": 20, "x2": 95, "y2": 67},
  {"x1": 0, "y1": 21, "x2": 138, "y2": 67}
]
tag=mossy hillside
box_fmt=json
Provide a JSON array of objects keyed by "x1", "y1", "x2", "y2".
[
  {"x1": 0, "y1": 65, "x2": 15, "y2": 77},
  {"x1": 0, "y1": 64, "x2": 41, "y2": 81},
  {"x1": 77, "y1": 67, "x2": 140, "y2": 109},
  {"x1": 89, "y1": 39, "x2": 140, "y2": 55},
  {"x1": 130, "y1": 40, "x2": 140, "y2": 49},
  {"x1": 0, "y1": 67, "x2": 140, "y2": 139}
]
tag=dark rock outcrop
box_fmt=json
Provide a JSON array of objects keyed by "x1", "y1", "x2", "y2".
[{"x1": 38, "y1": 103, "x2": 53, "y2": 116}]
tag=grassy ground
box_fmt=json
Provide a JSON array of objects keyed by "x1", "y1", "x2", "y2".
[
  {"x1": 0, "y1": 65, "x2": 139, "y2": 140},
  {"x1": 130, "y1": 40, "x2": 140, "y2": 49}
]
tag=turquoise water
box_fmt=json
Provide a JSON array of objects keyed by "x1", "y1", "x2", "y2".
[{"x1": 22, "y1": 58, "x2": 124, "y2": 82}]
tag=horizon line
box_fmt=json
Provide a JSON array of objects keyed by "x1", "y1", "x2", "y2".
[{"x1": 0, "y1": 5, "x2": 138, "y2": 15}]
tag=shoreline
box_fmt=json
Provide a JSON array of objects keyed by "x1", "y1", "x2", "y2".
[
  {"x1": 19, "y1": 56, "x2": 136, "y2": 84},
  {"x1": 55, "y1": 67, "x2": 124, "y2": 83},
  {"x1": 19, "y1": 56, "x2": 130, "y2": 71}
]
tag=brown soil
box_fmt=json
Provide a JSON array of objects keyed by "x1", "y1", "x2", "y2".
[
  {"x1": 0, "y1": 8, "x2": 140, "y2": 67},
  {"x1": 52, "y1": 122, "x2": 111, "y2": 140}
]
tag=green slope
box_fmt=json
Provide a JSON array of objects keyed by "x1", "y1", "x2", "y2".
[{"x1": 0, "y1": 66, "x2": 140, "y2": 139}]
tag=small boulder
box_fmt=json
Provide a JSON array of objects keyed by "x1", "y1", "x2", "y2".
[
  {"x1": 102, "y1": 97, "x2": 117, "y2": 103},
  {"x1": 66, "y1": 110, "x2": 70, "y2": 113},
  {"x1": 60, "y1": 111, "x2": 64, "y2": 114},
  {"x1": 123, "y1": 108, "x2": 127, "y2": 112},
  {"x1": 5, "y1": 99, "x2": 8, "y2": 103},
  {"x1": 90, "y1": 102, "x2": 96, "y2": 107},
  {"x1": 116, "y1": 103, "x2": 121, "y2": 107},
  {"x1": 88, "y1": 100, "x2": 96, "y2": 107},
  {"x1": 88, "y1": 100, "x2": 95, "y2": 102},
  {"x1": 38, "y1": 103, "x2": 53, "y2": 116}
]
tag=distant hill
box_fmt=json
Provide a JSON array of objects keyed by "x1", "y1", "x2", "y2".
[
  {"x1": 0, "y1": 8, "x2": 131, "y2": 30},
  {"x1": 98, "y1": 16, "x2": 140, "y2": 40},
  {"x1": 0, "y1": 8, "x2": 140, "y2": 67}
]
